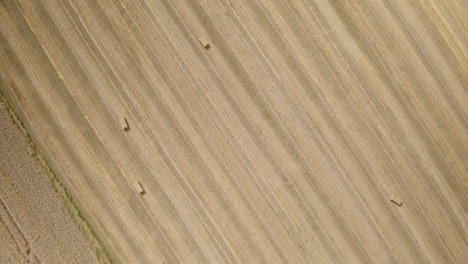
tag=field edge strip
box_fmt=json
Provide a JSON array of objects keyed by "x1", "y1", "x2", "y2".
[{"x1": 0, "y1": 89, "x2": 113, "y2": 264}]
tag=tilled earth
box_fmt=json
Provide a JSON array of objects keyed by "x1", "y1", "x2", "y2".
[{"x1": 0, "y1": 101, "x2": 99, "y2": 264}]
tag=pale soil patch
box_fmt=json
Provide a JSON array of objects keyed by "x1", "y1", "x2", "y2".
[{"x1": 0, "y1": 101, "x2": 100, "y2": 264}]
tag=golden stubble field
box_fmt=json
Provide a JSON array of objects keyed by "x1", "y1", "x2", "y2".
[{"x1": 0, "y1": 0, "x2": 466, "y2": 263}]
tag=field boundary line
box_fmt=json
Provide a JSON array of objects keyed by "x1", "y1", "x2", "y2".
[{"x1": 0, "y1": 88, "x2": 113, "y2": 264}]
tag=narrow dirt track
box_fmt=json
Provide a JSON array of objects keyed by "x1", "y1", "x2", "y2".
[{"x1": 0, "y1": 0, "x2": 466, "y2": 263}]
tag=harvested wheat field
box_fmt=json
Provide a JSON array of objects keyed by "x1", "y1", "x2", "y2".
[
  {"x1": 0, "y1": 99, "x2": 105, "y2": 263},
  {"x1": 0, "y1": 0, "x2": 467, "y2": 263}
]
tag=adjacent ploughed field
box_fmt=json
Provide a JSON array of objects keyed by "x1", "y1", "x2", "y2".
[
  {"x1": 0, "y1": 0, "x2": 466, "y2": 263},
  {"x1": 0, "y1": 99, "x2": 102, "y2": 264}
]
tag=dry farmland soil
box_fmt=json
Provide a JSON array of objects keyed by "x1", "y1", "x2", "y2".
[
  {"x1": 0, "y1": 0, "x2": 467, "y2": 263},
  {"x1": 0, "y1": 96, "x2": 107, "y2": 263}
]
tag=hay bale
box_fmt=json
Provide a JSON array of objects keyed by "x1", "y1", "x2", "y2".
[{"x1": 198, "y1": 37, "x2": 210, "y2": 50}]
